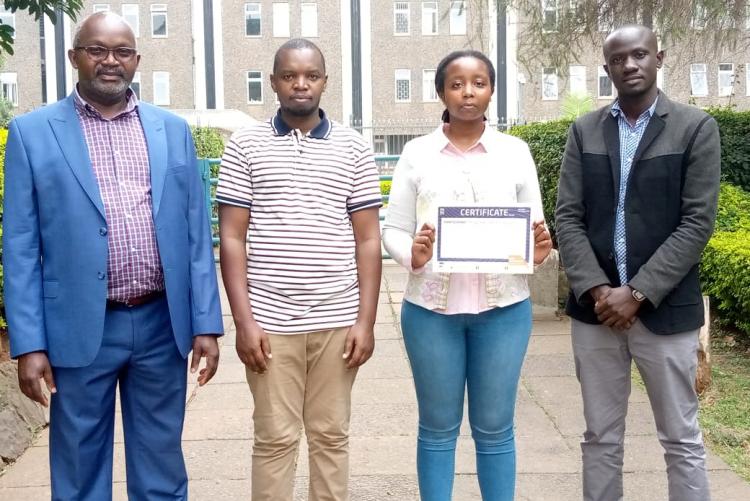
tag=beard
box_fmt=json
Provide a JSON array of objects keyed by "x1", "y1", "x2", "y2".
[
  {"x1": 81, "y1": 70, "x2": 132, "y2": 105},
  {"x1": 280, "y1": 98, "x2": 320, "y2": 118}
]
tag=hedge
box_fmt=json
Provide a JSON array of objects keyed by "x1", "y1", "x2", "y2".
[
  {"x1": 707, "y1": 108, "x2": 750, "y2": 192},
  {"x1": 507, "y1": 119, "x2": 572, "y2": 241}
]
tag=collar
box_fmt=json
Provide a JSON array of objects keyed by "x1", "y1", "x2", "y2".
[
  {"x1": 610, "y1": 93, "x2": 659, "y2": 121},
  {"x1": 73, "y1": 85, "x2": 139, "y2": 119},
  {"x1": 271, "y1": 108, "x2": 332, "y2": 139},
  {"x1": 428, "y1": 122, "x2": 497, "y2": 154}
]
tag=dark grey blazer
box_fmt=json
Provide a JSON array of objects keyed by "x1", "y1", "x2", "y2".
[{"x1": 555, "y1": 93, "x2": 721, "y2": 335}]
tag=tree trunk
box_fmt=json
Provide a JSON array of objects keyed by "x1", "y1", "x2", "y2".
[{"x1": 695, "y1": 296, "x2": 712, "y2": 395}]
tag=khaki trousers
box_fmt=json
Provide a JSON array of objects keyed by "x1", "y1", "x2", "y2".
[{"x1": 246, "y1": 327, "x2": 358, "y2": 501}]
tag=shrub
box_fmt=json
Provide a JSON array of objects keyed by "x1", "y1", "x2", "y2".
[
  {"x1": 380, "y1": 179, "x2": 391, "y2": 197},
  {"x1": 701, "y1": 230, "x2": 750, "y2": 340},
  {"x1": 507, "y1": 119, "x2": 572, "y2": 242},
  {"x1": 707, "y1": 108, "x2": 750, "y2": 192},
  {"x1": 715, "y1": 182, "x2": 750, "y2": 232}
]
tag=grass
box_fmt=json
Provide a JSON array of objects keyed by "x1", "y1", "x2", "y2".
[{"x1": 630, "y1": 322, "x2": 750, "y2": 481}]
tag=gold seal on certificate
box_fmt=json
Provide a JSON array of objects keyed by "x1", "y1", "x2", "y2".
[{"x1": 433, "y1": 203, "x2": 534, "y2": 274}]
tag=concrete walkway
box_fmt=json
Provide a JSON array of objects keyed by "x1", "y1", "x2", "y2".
[{"x1": 2, "y1": 262, "x2": 750, "y2": 499}]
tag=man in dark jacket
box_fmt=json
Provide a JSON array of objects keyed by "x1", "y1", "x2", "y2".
[{"x1": 556, "y1": 24, "x2": 720, "y2": 501}]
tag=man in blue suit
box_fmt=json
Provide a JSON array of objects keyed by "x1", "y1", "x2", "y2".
[{"x1": 2, "y1": 12, "x2": 223, "y2": 499}]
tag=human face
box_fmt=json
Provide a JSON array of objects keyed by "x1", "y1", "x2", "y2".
[
  {"x1": 68, "y1": 15, "x2": 139, "y2": 106},
  {"x1": 439, "y1": 57, "x2": 493, "y2": 123},
  {"x1": 270, "y1": 48, "x2": 327, "y2": 118},
  {"x1": 603, "y1": 27, "x2": 663, "y2": 99}
]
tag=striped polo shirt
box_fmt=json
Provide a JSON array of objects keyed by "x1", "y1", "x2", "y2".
[{"x1": 216, "y1": 109, "x2": 382, "y2": 334}]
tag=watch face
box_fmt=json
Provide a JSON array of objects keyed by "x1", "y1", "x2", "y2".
[{"x1": 632, "y1": 289, "x2": 645, "y2": 301}]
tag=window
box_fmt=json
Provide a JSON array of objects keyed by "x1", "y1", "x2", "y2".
[
  {"x1": 542, "y1": 68, "x2": 558, "y2": 100},
  {"x1": 153, "y1": 71, "x2": 170, "y2": 106},
  {"x1": 394, "y1": 2, "x2": 410, "y2": 35},
  {"x1": 542, "y1": 0, "x2": 557, "y2": 32},
  {"x1": 0, "y1": 72, "x2": 18, "y2": 106},
  {"x1": 247, "y1": 71, "x2": 263, "y2": 103},
  {"x1": 151, "y1": 4, "x2": 167, "y2": 37},
  {"x1": 569, "y1": 0, "x2": 585, "y2": 25},
  {"x1": 422, "y1": 69, "x2": 438, "y2": 102},
  {"x1": 93, "y1": 4, "x2": 110, "y2": 12},
  {"x1": 598, "y1": 1, "x2": 612, "y2": 32},
  {"x1": 450, "y1": 1, "x2": 466, "y2": 35},
  {"x1": 0, "y1": 6, "x2": 16, "y2": 37},
  {"x1": 692, "y1": 2, "x2": 708, "y2": 30},
  {"x1": 273, "y1": 3, "x2": 290, "y2": 37},
  {"x1": 718, "y1": 63, "x2": 734, "y2": 97},
  {"x1": 690, "y1": 64, "x2": 708, "y2": 96},
  {"x1": 131, "y1": 72, "x2": 141, "y2": 99},
  {"x1": 301, "y1": 3, "x2": 318, "y2": 37},
  {"x1": 122, "y1": 4, "x2": 139, "y2": 37},
  {"x1": 245, "y1": 3, "x2": 261, "y2": 36},
  {"x1": 422, "y1": 2, "x2": 438, "y2": 35},
  {"x1": 569, "y1": 65, "x2": 586, "y2": 95},
  {"x1": 395, "y1": 69, "x2": 411, "y2": 102},
  {"x1": 597, "y1": 67, "x2": 613, "y2": 98}
]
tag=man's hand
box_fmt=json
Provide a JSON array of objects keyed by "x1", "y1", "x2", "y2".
[
  {"x1": 18, "y1": 352, "x2": 56, "y2": 407},
  {"x1": 533, "y1": 220, "x2": 552, "y2": 264},
  {"x1": 411, "y1": 223, "x2": 435, "y2": 270},
  {"x1": 343, "y1": 321, "x2": 375, "y2": 369},
  {"x1": 594, "y1": 285, "x2": 641, "y2": 330},
  {"x1": 236, "y1": 320, "x2": 272, "y2": 374},
  {"x1": 589, "y1": 284, "x2": 612, "y2": 304},
  {"x1": 191, "y1": 335, "x2": 220, "y2": 386}
]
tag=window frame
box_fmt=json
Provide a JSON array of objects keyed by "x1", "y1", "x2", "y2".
[
  {"x1": 272, "y1": 2, "x2": 290, "y2": 38},
  {"x1": 244, "y1": 3, "x2": 262, "y2": 37},
  {"x1": 130, "y1": 71, "x2": 141, "y2": 100},
  {"x1": 122, "y1": 4, "x2": 139, "y2": 38},
  {"x1": 395, "y1": 68, "x2": 411, "y2": 103},
  {"x1": 449, "y1": 1, "x2": 466, "y2": 35},
  {"x1": 422, "y1": 69, "x2": 438, "y2": 102},
  {"x1": 150, "y1": 4, "x2": 168, "y2": 38},
  {"x1": 568, "y1": 65, "x2": 587, "y2": 95},
  {"x1": 718, "y1": 63, "x2": 735, "y2": 97},
  {"x1": 421, "y1": 2, "x2": 438, "y2": 36},
  {"x1": 689, "y1": 63, "x2": 709, "y2": 97},
  {"x1": 542, "y1": 0, "x2": 558, "y2": 33},
  {"x1": 153, "y1": 71, "x2": 171, "y2": 106},
  {"x1": 301, "y1": 3, "x2": 318, "y2": 38},
  {"x1": 597, "y1": 66, "x2": 614, "y2": 99},
  {"x1": 247, "y1": 70, "x2": 264, "y2": 104},
  {"x1": 394, "y1": 2, "x2": 410, "y2": 36},
  {"x1": 0, "y1": 72, "x2": 18, "y2": 107},
  {"x1": 542, "y1": 67, "x2": 558, "y2": 100}
]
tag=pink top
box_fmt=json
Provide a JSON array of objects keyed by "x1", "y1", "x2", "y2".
[{"x1": 429, "y1": 132, "x2": 490, "y2": 315}]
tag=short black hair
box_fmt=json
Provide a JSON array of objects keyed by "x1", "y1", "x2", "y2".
[
  {"x1": 434, "y1": 50, "x2": 495, "y2": 97},
  {"x1": 273, "y1": 38, "x2": 326, "y2": 74}
]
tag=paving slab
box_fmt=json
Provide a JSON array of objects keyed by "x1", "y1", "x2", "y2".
[{"x1": 2, "y1": 267, "x2": 749, "y2": 500}]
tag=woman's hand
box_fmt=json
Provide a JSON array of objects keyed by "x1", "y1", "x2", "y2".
[
  {"x1": 533, "y1": 220, "x2": 552, "y2": 265},
  {"x1": 411, "y1": 223, "x2": 436, "y2": 270}
]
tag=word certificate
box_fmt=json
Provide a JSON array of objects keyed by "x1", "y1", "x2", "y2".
[{"x1": 434, "y1": 204, "x2": 534, "y2": 274}]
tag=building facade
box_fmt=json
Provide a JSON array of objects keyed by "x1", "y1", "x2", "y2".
[{"x1": 1, "y1": 1, "x2": 748, "y2": 141}]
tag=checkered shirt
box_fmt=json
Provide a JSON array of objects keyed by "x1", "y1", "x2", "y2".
[
  {"x1": 74, "y1": 89, "x2": 164, "y2": 301},
  {"x1": 610, "y1": 97, "x2": 658, "y2": 285}
]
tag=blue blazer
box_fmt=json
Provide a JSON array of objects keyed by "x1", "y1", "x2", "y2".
[{"x1": 2, "y1": 94, "x2": 223, "y2": 367}]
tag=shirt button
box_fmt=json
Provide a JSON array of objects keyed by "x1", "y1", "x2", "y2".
[
  {"x1": 126, "y1": 213, "x2": 133, "y2": 219},
  {"x1": 99, "y1": 227, "x2": 107, "y2": 236},
  {"x1": 132, "y1": 280, "x2": 138, "y2": 285},
  {"x1": 131, "y1": 246, "x2": 137, "y2": 252},
  {"x1": 97, "y1": 272, "x2": 106, "y2": 280}
]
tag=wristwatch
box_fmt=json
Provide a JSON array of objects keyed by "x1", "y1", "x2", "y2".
[{"x1": 629, "y1": 286, "x2": 646, "y2": 302}]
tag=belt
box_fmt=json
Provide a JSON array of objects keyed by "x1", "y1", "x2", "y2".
[{"x1": 107, "y1": 290, "x2": 166, "y2": 309}]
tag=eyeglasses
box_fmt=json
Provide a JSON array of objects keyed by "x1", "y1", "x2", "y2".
[{"x1": 74, "y1": 45, "x2": 138, "y2": 62}]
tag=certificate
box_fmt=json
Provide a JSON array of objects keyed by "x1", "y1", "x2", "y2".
[{"x1": 434, "y1": 204, "x2": 534, "y2": 274}]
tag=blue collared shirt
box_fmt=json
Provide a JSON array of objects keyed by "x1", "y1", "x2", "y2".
[{"x1": 610, "y1": 96, "x2": 659, "y2": 285}]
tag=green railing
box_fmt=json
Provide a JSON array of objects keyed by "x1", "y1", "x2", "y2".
[{"x1": 199, "y1": 157, "x2": 397, "y2": 251}]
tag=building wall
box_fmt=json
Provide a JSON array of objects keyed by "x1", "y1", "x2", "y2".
[
  {"x1": 1, "y1": 11, "x2": 44, "y2": 113},
  {"x1": 369, "y1": 0, "x2": 489, "y2": 126},
  {"x1": 220, "y1": 0, "x2": 344, "y2": 122}
]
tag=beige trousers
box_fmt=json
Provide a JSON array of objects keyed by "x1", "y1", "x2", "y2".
[{"x1": 246, "y1": 327, "x2": 358, "y2": 501}]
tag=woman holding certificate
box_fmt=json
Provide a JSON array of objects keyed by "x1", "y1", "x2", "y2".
[{"x1": 382, "y1": 50, "x2": 552, "y2": 501}]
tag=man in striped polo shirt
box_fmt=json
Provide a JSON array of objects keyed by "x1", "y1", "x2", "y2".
[{"x1": 217, "y1": 39, "x2": 382, "y2": 501}]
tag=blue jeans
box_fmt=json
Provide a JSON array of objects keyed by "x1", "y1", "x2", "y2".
[{"x1": 401, "y1": 299, "x2": 532, "y2": 501}]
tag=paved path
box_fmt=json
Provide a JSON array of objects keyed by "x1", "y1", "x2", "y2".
[{"x1": 2, "y1": 262, "x2": 750, "y2": 499}]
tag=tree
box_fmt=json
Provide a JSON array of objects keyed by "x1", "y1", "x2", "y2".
[
  {"x1": 499, "y1": 0, "x2": 750, "y2": 71},
  {"x1": 0, "y1": 1, "x2": 84, "y2": 55}
]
